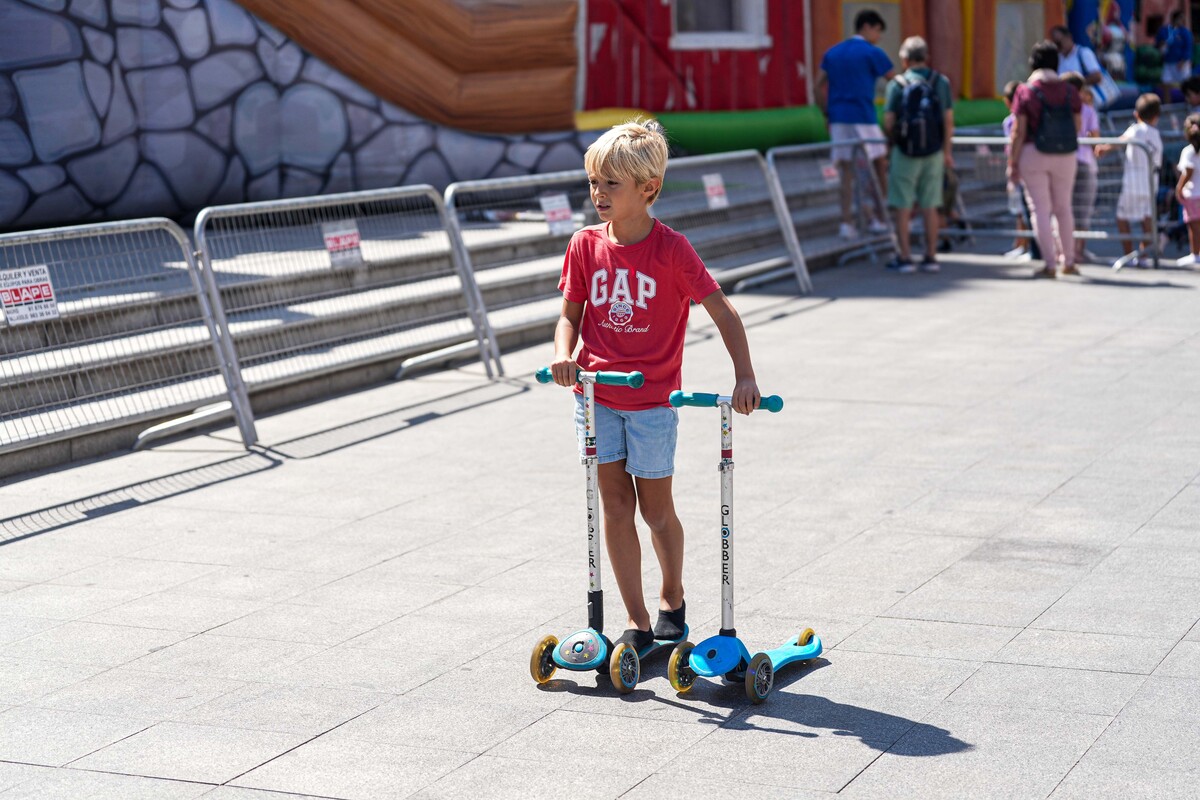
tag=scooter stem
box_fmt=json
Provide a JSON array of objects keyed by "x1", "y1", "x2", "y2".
[
  {"x1": 582, "y1": 377, "x2": 603, "y2": 633},
  {"x1": 719, "y1": 401, "x2": 736, "y2": 636}
]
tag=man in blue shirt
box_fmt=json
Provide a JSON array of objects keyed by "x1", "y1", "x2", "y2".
[
  {"x1": 816, "y1": 9, "x2": 896, "y2": 240},
  {"x1": 1158, "y1": 11, "x2": 1194, "y2": 85}
]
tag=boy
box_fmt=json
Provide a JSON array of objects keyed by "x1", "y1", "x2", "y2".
[
  {"x1": 1099, "y1": 93, "x2": 1163, "y2": 267},
  {"x1": 550, "y1": 120, "x2": 761, "y2": 651}
]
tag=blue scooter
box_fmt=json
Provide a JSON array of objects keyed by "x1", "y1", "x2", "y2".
[
  {"x1": 529, "y1": 366, "x2": 652, "y2": 693},
  {"x1": 666, "y1": 389, "x2": 823, "y2": 703}
]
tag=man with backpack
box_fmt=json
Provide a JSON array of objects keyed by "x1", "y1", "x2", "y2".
[{"x1": 882, "y1": 36, "x2": 954, "y2": 273}]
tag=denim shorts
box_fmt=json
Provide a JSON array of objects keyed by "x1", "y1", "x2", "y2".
[{"x1": 574, "y1": 395, "x2": 677, "y2": 479}]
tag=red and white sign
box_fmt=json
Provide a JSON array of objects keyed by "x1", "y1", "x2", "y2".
[
  {"x1": 539, "y1": 193, "x2": 576, "y2": 236},
  {"x1": 702, "y1": 173, "x2": 730, "y2": 210},
  {"x1": 819, "y1": 161, "x2": 839, "y2": 185},
  {"x1": 321, "y1": 220, "x2": 362, "y2": 267},
  {"x1": 0, "y1": 265, "x2": 59, "y2": 326}
]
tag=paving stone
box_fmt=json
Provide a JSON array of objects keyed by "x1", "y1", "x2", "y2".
[
  {"x1": 837, "y1": 703, "x2": 1111, "y2": 799},
  {"x1": 2, "y1": 620, "x2": 189, "y2": 666},
  {"x1": 946, "y1": 662, "x2": 1144, "y2": 716},
  {"x1": 1049, "y1": 758, "x2": 1200, "y2": 799},
  {"x1": 838, "y1": 617, "x2": 1019, "y2": 662},
  {"x1": 129, "y1": 632, "x2": 323, "y2": 681},
  {"x1": 0, "y1": 769, "x2": 210, "y2": 799},
  {"x1": 0, "y1": 656, "x2": 103, "y2": 705},
  {"x1": 37, "y1": 668, "x2": 245, "y2": 719},
  {"x1": 86, "y1": 592, "x2": 265, "y2": 633},
  {"x1": 0, "y1": 706, "x2": 149, "y2": 766},
  {"x1": 73, "y1": 721, "x2": 306, "y2": 784},
  {"x1": 233, "y1": 735, "x2": 473, "y2": 798},
  {"x1": 994, "y1": 627, "x2": 1175, "y2": 675},
  {"x1": 330, "y1": 695, "x2": 546, "y2": 753},
  {"x1": 0, "y1": 584, "x2": 142, "y2": 621},
  {"x1": 175, "y1": 682, "x2": 389, "y2": 735}
]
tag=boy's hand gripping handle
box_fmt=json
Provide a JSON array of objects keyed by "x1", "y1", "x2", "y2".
[
  {"x1": 536, "y1": 367, "x2": 645, "y2": 388},
  {"x1": 669, "y1": 390, "x2": 784, "y2": 413}
]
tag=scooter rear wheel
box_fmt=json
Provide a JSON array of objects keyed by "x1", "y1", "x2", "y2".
[
  {"x1": 530, "y1": 634, "x2": 559, "y2": 684},
  {"x1": 668, "y1": 641, "x2": 697, "y2": 693},
  {"x1": 609, "y1": 642, "x2": 640, "y2": 693},
  {"x1": 746, "y1": 652, "x2": 773, "y2": 704}
]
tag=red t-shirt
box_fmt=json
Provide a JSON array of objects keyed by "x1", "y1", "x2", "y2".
[
  {"x1": 559, "y1": 220, "x2": 720, "y2": 410},
  {"x1": 1012, "y1": 79, "x2": 1081, "y2": 135}
]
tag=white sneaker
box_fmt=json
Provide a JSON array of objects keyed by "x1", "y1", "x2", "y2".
[
  {"x1": 1004, "y1": 246, "x2": 1028, "y2": 259},
  {"x1": 839, "y1": 223, "x2": 857, "y2": 240},
  {"x1": 1176, "y1": 254, "x2": 1198, "y2": 267},
  {"x1": 868, "y1": 219, "x2": 890, "y2": 234}
]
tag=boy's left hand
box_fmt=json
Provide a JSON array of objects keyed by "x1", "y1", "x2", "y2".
[{"x1": 731, "y1": 377, "x2": 761, "y2": 415}]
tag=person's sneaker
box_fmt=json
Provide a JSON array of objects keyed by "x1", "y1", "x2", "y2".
[
  {"x1": 1004, "y1": 246, "x2": 1028, "y2": 260},
  {"x1": 886, "y1": 257, "x2": 916, "y2": 274},
  {"x1": 868, "y1": 218, "x2": 890, "y2": 234},
  {"x1": 1176, "y1": 254, "x2": 1198, "y2": 267},
  {"x1": 838, "y1": 223, "x2": 857, "y2": 240},
  {"x1": 1135, "y1": 256, "x2": 1154, "y2": 269},
  {"x1": 919, "y1": 255, "x2": 940, "y2": 273}
]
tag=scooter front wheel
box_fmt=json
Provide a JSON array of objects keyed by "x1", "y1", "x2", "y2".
[
  {"x1": 609, "y1": 642, "x2": 640, "y2": 694},
  {"x1": 530, "y1": 634, "x2": 559, "y2": 684},
  {"x1": 668, "y1": 641, "x2": 697, "y2": 693},
  {"x1": 746, "y1": 652, "x2": 773, "y2": 704}
]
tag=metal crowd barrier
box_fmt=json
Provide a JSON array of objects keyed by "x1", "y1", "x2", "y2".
[
  {"x1": 0, "y1": 218, "x2": 253, "y2": 457},
  {"x1": 1102, "y1": 103, "x2": 1190, "y2": 136},
  {"x1": 764, "y1": 139, "x2": 898, "y2": 282},
  {"x1": 193, "y1": 185, "x2": 497, "y2": 432},
  {"x1": 443, "y1": 149, "x2": 810, "y2": 375},
  {"x1": 950, "y1": 136, "x2": 1161, "y2": 268}
]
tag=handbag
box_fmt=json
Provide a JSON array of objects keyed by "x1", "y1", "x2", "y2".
[{"x1": 1091, "y1": 68, "x2": 1121, "y2": 109}]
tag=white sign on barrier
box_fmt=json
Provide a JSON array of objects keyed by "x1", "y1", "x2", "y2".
[
  {"x1": 702, "y1": 173, "x2": 730, "y2": 210},
  {"x1": 819, "y1": 161, "x2": 839, "y2": 185},
  {"x1": 322, "y1": 220, "x2": 363, "y2": 267},
  {"x1": 539, "y1": 193, "x2": 576, "y2": 236},
  {"x1": 0, "y1": 265, "x2": 59, "y2": 326}
]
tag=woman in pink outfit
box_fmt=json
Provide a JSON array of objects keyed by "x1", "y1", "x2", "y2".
[{"x1": 1007, "y1": 41, "x2": 1083, "y2": 279}]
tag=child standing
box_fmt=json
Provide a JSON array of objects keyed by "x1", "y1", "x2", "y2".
[
  {"x1": 550, "y1": 120, "x2": 761, "y2": 650},
  {"x1": 1174, "y1": 114, "x2": 1200, "y2": 267},
  {"x1": 1099, "y1": 93, "x2": 1163, "y2": 267},
  {"x1": 1062, "y1": 72, "x2": 1100, "y2": 268}
]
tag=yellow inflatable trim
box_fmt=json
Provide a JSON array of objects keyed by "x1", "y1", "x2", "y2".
[{"x1": 576, "y1": 108, "x2": 654, "y2": 131}]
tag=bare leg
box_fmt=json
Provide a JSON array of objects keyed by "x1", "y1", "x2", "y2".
[
  {"x1": 1140, "y1": 218, "x2": 1152, "y2": 254},
  {"x1": 598, "y1": 461, "x2": 650, "y2": 631},
  {"x1": 633, "y1": 476, "x2": 684, "y2": 612},
  {"x1": 872, "y1": 156, "x2": 889, "y2": 223},
  {"x1": 922, "y1": 206, "x2": 939, "y2": 259},
  {"x1": 894, "y1": 207, "x2": 913, "y2": 261},
  {"x1": 1117, "y1": 219, "x2": 1132, "y2": 255},
  {"x1": 838, "y1": 160, "x2": 854, "y2": 226}
]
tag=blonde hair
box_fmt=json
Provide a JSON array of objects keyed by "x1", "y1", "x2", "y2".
[{"x1": 584, "y1": 119, "x2": 669, "y2": 205}]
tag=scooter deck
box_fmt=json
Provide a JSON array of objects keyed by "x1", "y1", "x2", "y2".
[
  {"x1": 689, "y1": 631, "x2": 822, "y2": 679},
  {"x1": 637, "y1": 625, "x2": 689, "y2": 661}
]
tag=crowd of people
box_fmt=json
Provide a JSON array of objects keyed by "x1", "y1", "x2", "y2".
[{"x1": 816, "y1": 9, "x2": 1198, "y2": 277}]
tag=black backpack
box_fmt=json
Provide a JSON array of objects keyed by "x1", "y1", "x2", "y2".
[
  {"x1": 1031, "y1": 84, "x2": 1078, "y2": 154},
  {"x1": 893, "y1": 71, "x2": 945, "y2": 158}
]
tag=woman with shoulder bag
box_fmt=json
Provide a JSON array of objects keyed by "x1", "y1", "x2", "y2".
[{"x1": 1007, "y1": 40, "x2": 1083, "y2": 278}]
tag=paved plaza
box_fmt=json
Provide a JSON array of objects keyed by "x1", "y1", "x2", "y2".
[{"x1": 1, "y1": 253, "x2": 1199, "y2": 798}]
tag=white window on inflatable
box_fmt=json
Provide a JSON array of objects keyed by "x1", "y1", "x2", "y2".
[{"x1": 670, "y1": 0, "x2": 772, "y2": 50}]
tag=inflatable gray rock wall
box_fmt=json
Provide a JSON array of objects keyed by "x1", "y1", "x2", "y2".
[{"x1": 0, "y1": 0, "x2": 597, "y2": 231}]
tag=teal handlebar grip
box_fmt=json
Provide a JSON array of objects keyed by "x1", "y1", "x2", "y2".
[
  {"x1": 761, "y1": 395, "x2": 784, "y2": 412},
  {"x1": 669, "y1": 391, "x2": 720, "y2": 407},
  {"x1": 669, "y1": 390, "x2": 784, "y2": 412},
  {"x1": 536, "y1": 367, "x2": 644, "y2": 388},
  {"x1": 596, "y1": 370, "x2": 644, "y2": 388}
]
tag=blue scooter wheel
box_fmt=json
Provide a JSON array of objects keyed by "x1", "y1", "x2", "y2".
[
  {"x1": 668, "y1": 641, "x2": 696, "y2": 693},
  {"x1": 609, "y1": 642, "x2": 639, "y2": 693}
]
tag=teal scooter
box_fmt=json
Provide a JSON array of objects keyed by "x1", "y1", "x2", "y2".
[
  {"x1": 666, "y1": 389, "x2": 823, "y2": 703},
  {"x1": 529, "y1": 366, "x2": 655, "y2": 693}
]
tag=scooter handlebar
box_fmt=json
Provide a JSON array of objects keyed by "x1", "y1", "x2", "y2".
[
  {"x1": 669, "y1": 390, "x2": 783, "y2": 413},
  {"x1": 536, "y1": 367, "x2": 645, "y2": 388}
]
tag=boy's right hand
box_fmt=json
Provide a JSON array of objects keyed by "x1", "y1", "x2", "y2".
[{"x1": 550, "y1": 355, "x2": 578, "y2": 387}]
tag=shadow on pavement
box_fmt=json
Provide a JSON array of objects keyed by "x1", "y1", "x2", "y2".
[
  {"x1": 536, "y1": 657, "x2": 971, "y2": 757},
  {"x1": 0, "y1": 451, "x2": 282, "y2": 545}
]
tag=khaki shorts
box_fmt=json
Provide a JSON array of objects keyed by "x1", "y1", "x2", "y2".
[
  {"x1": 888, "y1": 150, "x2": 945, "y2": 210},
  {"x1": 829, "y1": 122, "x2": 888, "y2": 162}
]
